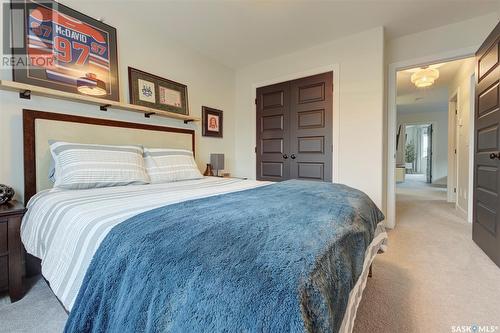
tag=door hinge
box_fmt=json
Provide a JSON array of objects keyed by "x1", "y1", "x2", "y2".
[
  {"x1": 454, "y1": 149, "x2": 457, "y2": 154},
  {"x1": 255, "y1": 146, "x2": 257, "y2": 153},
  {"x1": 255, "y1": 98, "x2": 257, "y2": 105},
  {"x1": 454, "y1": 187, "x2": 457, "y2": 193}
]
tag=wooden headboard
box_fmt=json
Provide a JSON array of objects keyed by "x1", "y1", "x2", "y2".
[{"x1": 23, "y1": 109, "x2": 195, "y2": 202}]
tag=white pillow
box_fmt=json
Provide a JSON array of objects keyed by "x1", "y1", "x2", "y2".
[
  {"x1": 50, "y1": 141, "x2": 150, "y2": 189},
  {"x1": 144, "y1": 148, "x2": 202, "y2": 183}
]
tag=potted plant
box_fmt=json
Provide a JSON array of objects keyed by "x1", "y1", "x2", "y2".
[
  {"x1": 405, "y1": 143, "x2": 416, "y2": 170},
  {"x1": 405, "y1": 143, "x2": 416, "y2": 173}
]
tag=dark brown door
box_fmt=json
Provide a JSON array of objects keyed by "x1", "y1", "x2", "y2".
[
  {"x1": 290, "y1": 72, "x2": 333, "y2": 181},
  {"x1": 256, "y1": 72, "x2": 333, "y2": 181},
  {"x1": 256, "y1": 81, "x2": 291, "y2": 181},
  {"x1": 473, "y1": 22, "x2": 500, "y2": 267}
]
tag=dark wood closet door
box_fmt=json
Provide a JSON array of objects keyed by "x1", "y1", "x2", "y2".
[
  {"x1": 290, "y1": 72, "x2": 333, "y2": 181},
  {"x1": 256, "y1": 72, "x2": 333, "y2": 182},
  {"x1": 256, "y1": 81, "x2": 291, "y2": 181},
  {"x1": 473, "y1": 21, "x2": 500, "y2": 267}
]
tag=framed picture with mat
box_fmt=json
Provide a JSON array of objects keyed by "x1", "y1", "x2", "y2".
[
  {"x1": 128, "y1": 67, "x2": 189, "y2": 115},
  {"x1": 202, "y1": 106, "x2": 223, "y2": 138}
]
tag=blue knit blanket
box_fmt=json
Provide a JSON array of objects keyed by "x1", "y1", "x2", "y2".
[{"x1": 65, "y1": 180, "x2": 384, "y2": 333}]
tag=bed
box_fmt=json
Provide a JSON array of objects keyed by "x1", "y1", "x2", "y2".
[{"x1": 20, "y1": 109, "x2": 388, "y2": 333}]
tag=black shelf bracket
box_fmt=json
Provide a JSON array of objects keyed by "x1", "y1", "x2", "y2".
[
  {"x1": 144, "y1": 112, "x2": 155, "y2": 118},
  {"x1": 100, "y1": 104, "x2": 111, "y2": 111},
  {"x1": 20, "y1": 90, "x2": 31, "y2": 99},
  {"x1": 183, "y1": 119, "x2": 195, "y2": 124}
]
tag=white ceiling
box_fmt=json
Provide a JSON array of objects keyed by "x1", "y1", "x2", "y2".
[
  {"x1": 66, "y1": 0, "x2": 499, "y2": 69},
  {"x1": 396, "y1": 57, "x2": 474, "y2": 114}
]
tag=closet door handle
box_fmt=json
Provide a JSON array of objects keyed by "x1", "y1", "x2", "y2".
[
  {"x1": 290, "y1": 154, "x2": 296, "y2": 159},
  {"x1": 490, "y1": 152, "x2": 500, "y2": 160},
  {"x1": 282, "y1": 154, "x2": 288, "y2": 159}
]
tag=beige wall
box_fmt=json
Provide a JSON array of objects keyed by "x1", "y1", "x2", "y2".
[
  {"x1": 0, "y1": 1, "x2": 236, "y2": 202},
  {"x1": 386, "y1": 13, "x2": 499, "y2": 65},
  {"x1": 448, "y1": 58, "x2": 475, "y2": 220},
  {"x1": 233, "y1": 27, "x2": 385, "y2": 208}
]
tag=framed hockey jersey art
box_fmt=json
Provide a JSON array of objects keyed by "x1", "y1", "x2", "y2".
[{"x1": 11, "y1": 0, "x2": 119, "y2": 101}]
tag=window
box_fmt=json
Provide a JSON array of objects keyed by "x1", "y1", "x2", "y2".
[{"x1": 422, "y1": 127, "x2": 428, "y2": 158}]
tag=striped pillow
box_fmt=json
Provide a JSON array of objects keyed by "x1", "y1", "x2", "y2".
[
  {"x1": 50, "y1": 141, "x2": 150, "y2": 189},
  {"x1": 144, "y1": 148, "x2": 202, "y2": 183}
]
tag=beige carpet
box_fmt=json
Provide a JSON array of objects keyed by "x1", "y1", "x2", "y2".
[
  {"x1": 1, "y1": 176, "x2": 499, "y2": 332},
  {"x1": 353, "y1": 175, "x2": 500, "y2": 333}
]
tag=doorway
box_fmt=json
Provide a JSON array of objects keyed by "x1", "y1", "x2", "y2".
[
  {"x1": 255, "y1": 72, "x2": 333, "y2": 182},
  {"x1": 401, "y1": 124, "x2": 433, "y2": 183},
  {"x1": 387, "y1": 54, "x2": 477, "y2": 229},
  {"x1": 387, "y1": 23, "x2": 500, "y2": 269}
]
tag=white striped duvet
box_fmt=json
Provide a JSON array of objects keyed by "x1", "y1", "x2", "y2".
[{"x1": 21, "y1": 177, "x2": 270, "y2": 311}]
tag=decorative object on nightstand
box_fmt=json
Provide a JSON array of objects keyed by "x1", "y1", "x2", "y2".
[
  {"x1": 0, "y1": 200, "x2": 26, "y2": 302},
  {"x1": 210, "y1": 154, "x2": 224, "y2": 177},
  {"x1": 203, "y1": 164, "x2": 214, "y2": 176},
  {"x1": 0, "y1": 184, "x2": 14, "y2": 205}
]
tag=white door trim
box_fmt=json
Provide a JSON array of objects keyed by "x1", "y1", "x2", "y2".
[
  {"x1": 467, "y1": 74, "x2": 476, "y2": 223},
  {"x1": 448, "y1": 92, "x2": 458, "y2": 204},
  {"x1": 251, "y1": 64, "x2": 341, "y2": 182},
  {"x1": 386, "y1": 47, "x2": 477, "y2": 229}
]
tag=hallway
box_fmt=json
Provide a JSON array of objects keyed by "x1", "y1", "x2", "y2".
[
  {"x1": 353, "y1": 179, "x2": 500, "y2": 332},
  {"x1": 397, "y1": 173, "x2": 447, "y2": 201}
]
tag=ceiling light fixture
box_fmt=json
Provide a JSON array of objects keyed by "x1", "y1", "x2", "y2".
[
  {"x1": 411, "y1": 68, "x2": 439, "y2": 88},
  {"x1": 77, "y1": 73, "x2": 107, "y2": 96}
]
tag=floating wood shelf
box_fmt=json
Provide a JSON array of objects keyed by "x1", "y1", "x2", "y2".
[{"x1": 0, "y1": 80, "x2": 200, "y2": 123}]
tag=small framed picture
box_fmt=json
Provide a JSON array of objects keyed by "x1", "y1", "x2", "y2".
[
  {"x1": 202, "y1": 106, "x2": 223, "y2": 138},
  {"x1": 128, "y1": 67, "x2": 189, "y2": 115}
]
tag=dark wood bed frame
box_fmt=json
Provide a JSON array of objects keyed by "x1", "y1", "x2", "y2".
[{"x1": 22, "y1": 109, "x2": 196, "y2": 276}]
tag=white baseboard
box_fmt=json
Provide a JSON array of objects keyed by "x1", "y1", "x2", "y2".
[
  {"x1": 382, "y1": 219, "x2": 395, "y2": 230},
  {"x1": 456, "y1": 204, "x2": 468, "y2": 221}
]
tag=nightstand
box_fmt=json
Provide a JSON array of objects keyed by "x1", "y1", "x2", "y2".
[
  {"x1": 0, "y1": 200, "x2": 26, "y2": 302},
  {"x1": 222, "y1": 174, "x2": 248, "y2": 180}
]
